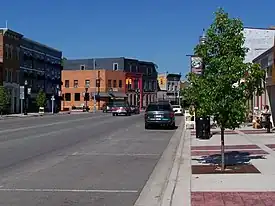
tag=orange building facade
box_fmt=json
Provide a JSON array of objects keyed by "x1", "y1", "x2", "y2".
[{"x1": 61, "y1": 69, "x2": 127, "y2": 110}]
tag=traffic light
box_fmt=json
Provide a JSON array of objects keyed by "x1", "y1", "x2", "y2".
[
  {"x1": 84, "y1": 93, "x2": 90, "y2": 101},
  {"x1": 96, "y1": 79, "x2": 100, "y2": 88}
]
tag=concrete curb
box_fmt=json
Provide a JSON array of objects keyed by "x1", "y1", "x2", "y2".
[
  {"x1": 167, "y1": 130, "x2": 191, "y2": 206},
  {"x1": 134, "y1": 117, "x2": 184, "y2": 206},
  {"x1": 0, "y1": 112, "x2": 72, "y2": 120}
]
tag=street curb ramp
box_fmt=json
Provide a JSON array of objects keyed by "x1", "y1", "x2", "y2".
[{"x1": 134, "y1": 117, "x2": 190, "y2": 206}]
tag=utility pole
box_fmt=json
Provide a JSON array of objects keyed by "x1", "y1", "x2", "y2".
[
  {"x1": 96, "y1": 70, "x2": 100, "y2": 110},
  {"x1": 93, "y1": 59, "x2": 97, "y2": 113}
]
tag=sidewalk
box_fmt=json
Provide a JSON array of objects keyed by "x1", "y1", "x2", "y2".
[
  {"x1": 134, "y1": 121, "x2": 275, "y2": 205},
  {"x1": 190, "y1": 128, "x2": 275, "y2": 205}
]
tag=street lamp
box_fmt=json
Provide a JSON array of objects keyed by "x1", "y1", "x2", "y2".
[
  {"x1": 83, "y1": 84, "x2": 89, "y2": 112},
  {"x1": 24, "y1": 80, "x2": 28, "y2": 115}
]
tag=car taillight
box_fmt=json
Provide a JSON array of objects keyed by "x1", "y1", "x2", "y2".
[{"x1": 170, "y1": 112, "x2": 175, "y2": 118}]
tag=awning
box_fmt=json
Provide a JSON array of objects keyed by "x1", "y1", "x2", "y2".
[
  {"x1": 91, "y1": 92, "x2": 110, "y2": 98},
  {"x1": 110, "y1": 92, "x2": 127, "y2": 98}
]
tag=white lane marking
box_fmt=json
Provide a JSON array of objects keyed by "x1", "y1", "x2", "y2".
[
  {"x1": 71, "y1": 152, "x2": 159, "y2": 157},
  {"x1": 0, "y1": 188, "x2": 138, "y2": 193},
  {"x1": 0, "y1": 115, "x2": 106, "y2": 134}
]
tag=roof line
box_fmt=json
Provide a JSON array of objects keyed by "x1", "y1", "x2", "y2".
[
  {"x1": 252, "y1": 46, "x2": 274, "y2": 62},
  {"x1": 244, "y1": 26, "x2": 275, "y2": 30},
  {"x1": 23, "y1": 37, "x2": 61, "y2": 53}
]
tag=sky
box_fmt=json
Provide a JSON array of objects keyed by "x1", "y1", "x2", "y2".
[{"x1": 1, "y1": 0, "x2": 275, "y2": 78}]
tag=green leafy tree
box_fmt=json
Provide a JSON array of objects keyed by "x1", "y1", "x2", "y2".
[
  {"x1": 36, "y1": 90, "x2": 46, "y2": 109},
  {"x1": 184, "y1": 8, "x2": 265, "y2": 171},
  {"x1": 0, "y1": 86, "x2": 10, "y2": 115},
  {"x1": 61, "y1": 57, "x2": 67, "y2": 67}
]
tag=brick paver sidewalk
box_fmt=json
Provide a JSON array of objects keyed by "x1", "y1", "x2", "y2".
[{"x1": 188, "y1": 128, "x2": 275, "y2": 206}]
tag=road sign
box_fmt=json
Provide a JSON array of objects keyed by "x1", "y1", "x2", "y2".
[
  {"x1": 51, "y1": 96, "x2": 55, "y2": 101},
  {"x1": 20, "y1": 86, "x2": 25, "y2": 100}
]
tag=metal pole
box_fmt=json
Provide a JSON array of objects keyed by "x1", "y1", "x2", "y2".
[
  {"x1": 21, "y1": 99, "x2": 23, "y2": 114},
  {"x1": 51, "y1": 96, "x2": 54, "y2": 114},
  {"x1": 24, "y1": 85, "x2": 27, "y2": 115},
  {"x1": 93, "y1": 93, "x2": 96, "y2": 113},
  {"x1": 97, "y1": 71, "x2": 100, "y2": 109},
  {"x1": 178, "y1": 90, "x2": 181, "y2": 106}
]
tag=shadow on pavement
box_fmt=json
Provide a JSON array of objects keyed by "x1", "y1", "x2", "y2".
[
  {"x1": 192, "y1": 151, "x2": 266, "y2": 166},
  {"x1": 148, "y1": 126, "x2": 178, "y2": 130}
]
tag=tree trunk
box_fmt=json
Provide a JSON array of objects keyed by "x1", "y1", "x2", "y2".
[{"x1": 221, "y1": 127, "x2": 225, "y2": 171}]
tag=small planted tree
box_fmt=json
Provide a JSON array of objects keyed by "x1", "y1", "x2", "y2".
[
  {"x1": 184, "y1": 8, "x2": 265, "y2": 171},
  {"x1": 36, "y1": 90, "x2": 46, "y2": 110},
  {"x1": 0, "y1": 86, "x2": 10, "y2": 116}
]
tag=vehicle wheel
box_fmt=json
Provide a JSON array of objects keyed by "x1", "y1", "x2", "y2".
[
  {"x1": 169, "y1": 123, "x2": 176, "y2": 129},
  {"x1": 112, "y1": 113, "x2": 115, "y2": 116}
]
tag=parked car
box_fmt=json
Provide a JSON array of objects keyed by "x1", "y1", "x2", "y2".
[
  {"x1": 144, "y1": 102, "x2": 175, "y2": 129},
  {"x1": 172, "y1": 105, "x2": 183, "y2": 116},
  {"x1": 130, "y1": 105, "x2": 140, "y2": 114},
  {"x1": 112, "y1": 102, "x2": 131, "y2": 116},
  {"x1": 102, "y1": 104, "x2": 113, "y2": 113}
]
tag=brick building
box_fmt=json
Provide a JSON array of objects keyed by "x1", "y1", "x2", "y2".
[
  {"x1": 0, "y1": 28, "x2": 62, "y2": 114},
  {"x1": 61, "y1": 69, "x2": 126, "y2": 110},
  {"x1": 0, "y1": 28, "x2": 23, "y2": 113},
  {"x1": 64, "y1": 57, "x2": 158, "y2": 109}
]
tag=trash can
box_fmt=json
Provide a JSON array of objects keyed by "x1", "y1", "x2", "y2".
[{"x1": 196, "y1": 117, "x2": 211, "y2": 139}]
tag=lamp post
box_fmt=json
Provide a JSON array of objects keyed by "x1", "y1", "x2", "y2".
[
  {"x1": 96, "y1": 71, "x2": 100, "y2": 110},
  {"x1": 56, "y1": 85, "x2": 60, "y2": 113},
  {"x1": 23, "y1": 80, "x2": 28, "y2": 115},
  {"x1": 84, "y1": 84, "x2": 89, "y2": 112}
]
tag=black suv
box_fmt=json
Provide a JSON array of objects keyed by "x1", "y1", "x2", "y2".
[{"x1": 144, "y1": 102, "x2": 175, "y2": 129}]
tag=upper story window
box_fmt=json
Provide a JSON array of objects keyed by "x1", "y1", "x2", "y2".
[
  {"x1": 108, "y1": 79, "x2": 112, "y2": 88},
  {"x1": 16, "y1": 47, "x2": 20, "y2": 60},
  {"x1": 147, "y1": 67, "x2": 152, "y2": 75},
  {"x1": 65, "y1": 80, "x2": 69, "y2": 88},
  {"x1": 80, "y1": 65, "x2": 85, "y2": 70},
  {"x1": 65, "y1": 93, "x2": 71, "y2": 101},
  {"x1": 9, "y1": 45, "x2": 13, "y2": 59},
  {"x1": 5, "y1": 44, "x2": 9, "y2": 59},
  {"x1": 74, "y1": 93, "x2": 81, "y2": 101},
  {"x1": 134, "y1": 79, "x2": 138, "y2": 89},
  {"x1": 85, "y1": 80, "x2": 90, "y2": 87},
  {"x1": 148, "y1": 80, "x2": 152, "y2": 90},
  {"x1": 113, "y1": 80, "x2": 117, "y2": 88},
  {"x1": 129, "y1": 65, "x2": 132, "y2": 72},
  {"x1": 4, "y1": 68, "x2": 8, "y2": 82},
  {"x1": 113, "y1": 63, "x2": 118, "y2": 71},
  {"x1": 16, "y1": 71, "x2": 20, "y2": 83},
  {"x1": 119, "y1": 80, "x2": 122, "y2": 88},
  {"x1": 8, "y1": 69, "x2": 12, "y2": 82},
  {"x1": 74, "y1": 80, "x2": 78, "y2": 88}
]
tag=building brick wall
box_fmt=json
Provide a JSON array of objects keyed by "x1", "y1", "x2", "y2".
[{"x1": 61, "y1": 69, "x2": 126, "y2": 110}]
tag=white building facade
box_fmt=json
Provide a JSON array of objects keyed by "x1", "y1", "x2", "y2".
[{"x1": 243, "y1": 27, "x2": 275, "y2": 117}]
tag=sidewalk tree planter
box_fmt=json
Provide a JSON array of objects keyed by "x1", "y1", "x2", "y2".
[
  {"x1": 0, "y1": 86, "x2": 10, "y2": 116},
  {"x1": 184, "y1": 8, "x2": 265, "y2": 172},
  {"x1": 36, "y1": 90, "x2": 46, "y2": 114}
]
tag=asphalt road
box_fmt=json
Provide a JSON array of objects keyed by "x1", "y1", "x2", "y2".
[{"x1": 0, "y1": 112, "x2": 182, "y2": 206}]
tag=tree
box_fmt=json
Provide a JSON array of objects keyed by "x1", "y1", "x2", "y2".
[
  {"x1": 184, "y1": 8, "x2": 265, "y2": 171},
  {"x1": 36, "y1": 90, "x2": 46, "y2": 109},
  {"x1": 61, "y1": 57, "x2": 67, "y2": 67},
  {"x1": 0, "y1": 86, "x2": 10, "y2": 115}
]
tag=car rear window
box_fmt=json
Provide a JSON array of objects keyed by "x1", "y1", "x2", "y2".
[{"x1": 146, "y1": 104, "x2": 172, "y2": 111}]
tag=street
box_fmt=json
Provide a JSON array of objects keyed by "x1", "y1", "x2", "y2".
[{"x1": 0, "y1": 113, "x2": 182, "y2": 206}]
